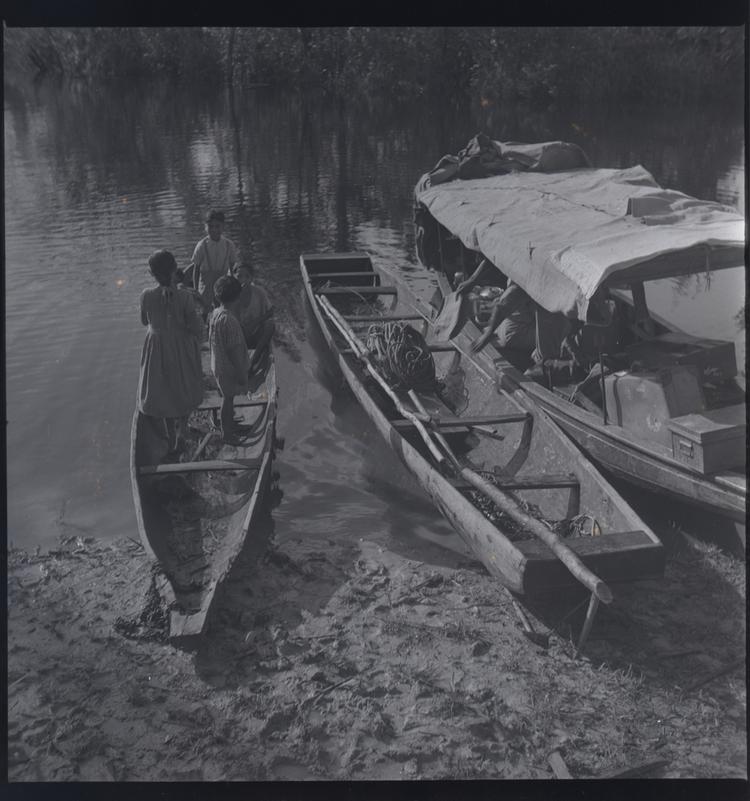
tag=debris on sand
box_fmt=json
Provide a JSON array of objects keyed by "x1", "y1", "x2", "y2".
[{"x1": 7, "y1": 532, "x2": 746, "y2": 780}]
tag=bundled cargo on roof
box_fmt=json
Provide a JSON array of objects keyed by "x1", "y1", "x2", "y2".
[{"x1": 415, "y1": 136, "x2": 745, "y2": 322}]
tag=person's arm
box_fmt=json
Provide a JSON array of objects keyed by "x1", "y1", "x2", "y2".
[
  {"x1": 470, "y1": 283, "x2": 528, "y2": 353},
  {"x1": 455, "y1": 257, "x2": 492, "y2": 296}
]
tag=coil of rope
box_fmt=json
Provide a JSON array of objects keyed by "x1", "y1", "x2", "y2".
[{"x1": 366, "y1": 321, "x2": 436, "y2": 393}]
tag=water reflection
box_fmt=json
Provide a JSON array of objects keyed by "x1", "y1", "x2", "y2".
[{"x1": 4, "y1": 76, "x2": 745, "y2": 549}]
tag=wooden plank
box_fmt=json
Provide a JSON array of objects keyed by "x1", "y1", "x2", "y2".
[
  {"x1": 517, "y1": 530, "x2": 665, "y2": 593},
  {"x1": 342, "y1": 314, "x2": 425, "y2": 323},
  {"x1": 302, "y1": 252, "x2": 371, "y2": 264},
  {"x1": 139, "y1": 458, "x2": 262, "y2": 476},
  {"x1": 309, "y1": 271, "x2": 379, "y2": 280},
  {"x1": 449, "y1": 474, "x2": 580, "y2": 491},
  {"x1": 392, "y1": 414, "x2": 530, "y2": 429},
  {"x1": 198, "y1": 392, "x2": 268, "y2": 411},
  {"x1": 397, "y1": 423, "x2": 469, "y2": 436},
  {"x1": 518, "y1": 529, "x2": 654, "y2": 557},
  {"x1": 548, "y1": 751, "x2": 573, "y2": 779},
  {"x1": 341, "y1": 343, "x2": 457, "y2": 355},
  {"x1": 316, "y1": 286, "x2": 397, "y2": 295}
]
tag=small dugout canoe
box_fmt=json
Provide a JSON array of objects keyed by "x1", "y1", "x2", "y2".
[
  {"x1": 301, "y1": 251, "x2": 665, "y2": 644},
  {"x1": 130, "y1": 348, "x2": 279, "y2": 643}
]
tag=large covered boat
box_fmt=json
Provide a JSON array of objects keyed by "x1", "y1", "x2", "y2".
[{"x1": 414, "y1": 137, "x2": 746, "y2": 531}]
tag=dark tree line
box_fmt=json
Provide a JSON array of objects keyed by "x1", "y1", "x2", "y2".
[{"x1": 4, "y1": 26, "x2": 743, "y2": 106}]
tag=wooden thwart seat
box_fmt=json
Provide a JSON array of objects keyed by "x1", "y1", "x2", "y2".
[
  {"x1": 315, "y1": 286, "x2": 396, "y2": 295},
  {"x1": 341, "y1": 342, "x2": 458, "y2": 356},
  {"x1": 427, "y1": 343, "x2": 459, "y2": 352},
  {"x1": 448, "y1": 473, "x2": 580, "y2": 491},
  {"x1": 139, "y1": 458, "x2": 262, "y2": 476},
  {"x1": 198, "y1": 392, "x2": 268, "y2": 411},
  {"x1": 310, "y1": 271, "x2": 379, "y2": 280},
  {"x1": 343, "y1": 313, "x2": 425, "y2": 323},
  {"x1": 392, "y1": 413, "x2": 530, "y2": 430}
]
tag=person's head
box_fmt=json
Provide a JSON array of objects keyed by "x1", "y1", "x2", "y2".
[
  {"x1": 148, "y1": 250, "x2": 177, "y2": 287},
  {"x1": 233, "y1": 263, "x2": 254, "y2": 286},
  {"x1": 205, "y1": 210, "x2": 225, "y2": 242},
  {"x1": 214, "y1": 275, "x2": 242, "y2": 306},
  {"x1": 174, "y1": 268, "x2": 186, "y2": 285}
]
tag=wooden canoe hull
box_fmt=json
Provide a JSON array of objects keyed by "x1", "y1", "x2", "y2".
[
  {"x1": 301, "y1": 252, "x2": 665, "y2": 597},
  {"x1": 130, "y1": 357, "x2": 278, "y2": 643},
  {"x1": 428, "y1": 271, "x2": 746, "y2": 525}
]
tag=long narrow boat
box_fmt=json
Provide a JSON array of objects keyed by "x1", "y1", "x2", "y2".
[
  {"x1": 301, "y1": 251, "x2": 665, "y2": 641},
  {"x1": 413, "y1": 139, "x2": 746, "y2": 529},
  {"x1": 130, "y1": 345, "x2": 278, "y2": 643}
]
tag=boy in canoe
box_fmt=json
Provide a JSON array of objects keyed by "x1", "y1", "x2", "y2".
[
  {"x1": 233, "y1": 263, "x2": 275, "y2": 376},
  {"x1": 209, "y1": 275, "x2": 253, "y2": 444},
  {"x1": 190, "y1": 210, "x2": 239, "y2": 315}
]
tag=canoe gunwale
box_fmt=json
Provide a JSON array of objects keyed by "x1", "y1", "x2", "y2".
[
  {"x1": 301, "y1": 252, "x2": 665, "y2": 596},
  {"x1": 129, "y1": 358, "x2": 278, "y2": 642}
]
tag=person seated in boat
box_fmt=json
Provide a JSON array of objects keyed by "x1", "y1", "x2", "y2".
[
  {"x1": 457, "y1": 257, "x2": 579, "y2": 377},
  {"x1": 461, "y1": 279, "x2": 537, "y2": 370},
  {"x1": 138, "y1": 250, "x2": 204, "y2": 455},
  {"x1": 209, "y1": 275, "x2": 253, "y2": 444},
  {"x1": 190, "y1": 210, "x2": 239, "y2": 317},
  {"x1": 561, "y1": 292, "x2": 627, "y2": 401},
  {"x1": 233, "y1": 263, "x2": 275, "y2": 376}
]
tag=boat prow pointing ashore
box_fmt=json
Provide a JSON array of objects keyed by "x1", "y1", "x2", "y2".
[{"x1": 130, "y1": 349, "x2": 279, "y2": 644}]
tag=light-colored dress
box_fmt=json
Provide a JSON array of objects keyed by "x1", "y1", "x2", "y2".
[
  {"x1": 209, "y1": 307, "x2": 250, "y2": 397},
  {"x1": 138, "y1": 286, "x2": 204, "y2": 418},
  {"x1": 192, "y1": 235, "x2": 238, "y2": 307}
]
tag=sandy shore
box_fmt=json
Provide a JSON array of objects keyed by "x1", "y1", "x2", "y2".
[{"x1": 7, "y1": 525, "x2": 746, "y2": 782}]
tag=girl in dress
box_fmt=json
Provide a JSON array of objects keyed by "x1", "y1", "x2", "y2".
[{"x1": 138, "y1": 250, "x2": 204, "y2": 453}]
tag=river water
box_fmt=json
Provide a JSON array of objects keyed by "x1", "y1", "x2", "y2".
[{"x1": 4, "y1": 78, "x2": 745, "y2": 550}]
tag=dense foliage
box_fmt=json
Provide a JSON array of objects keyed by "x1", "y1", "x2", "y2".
[{"x1": 4, "y1": 26, "x2": 744, "y2": 107}]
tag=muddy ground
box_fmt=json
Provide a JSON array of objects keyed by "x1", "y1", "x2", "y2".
[{"x1": 7, "y1": 519, "x2": 746, "y2": 782}]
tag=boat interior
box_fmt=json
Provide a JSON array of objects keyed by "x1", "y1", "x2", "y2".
[
  {"x1": 427, "y1": 229, "x2": 746, "y2": 486},
  {"x1": 303, "y1": 252, "x2": 664, "y2": 594},
  {"x1": 132, "y1": 348, "x2": 276, "y2": 636}
]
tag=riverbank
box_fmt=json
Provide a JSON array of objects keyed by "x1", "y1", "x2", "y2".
[{"x1": 7, "y1": 525, "x2": 746, "y2": 781}]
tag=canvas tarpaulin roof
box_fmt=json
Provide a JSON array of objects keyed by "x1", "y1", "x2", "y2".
[{"x1": 415, "y1": 153, "x2": 745, "y2": 321}]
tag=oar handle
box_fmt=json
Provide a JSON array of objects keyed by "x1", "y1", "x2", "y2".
[{"x1": 459, "y1": 468, "x2": 613, "y2": 603}]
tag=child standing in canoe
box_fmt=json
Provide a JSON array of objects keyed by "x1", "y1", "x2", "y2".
[
  {"x1": 191, "y1": 210, "x2": 238, "y2": 315},
  {"x1": 138, "y1": 250, "x2": 204, "y2": 453},
  {"x1": 209, "y1": 275, "x2": 252, "y2": 444}
]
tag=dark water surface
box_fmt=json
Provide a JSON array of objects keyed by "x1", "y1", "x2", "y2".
[{"x1": 5, "y1": 79, "x2": 745, "y2": 550}]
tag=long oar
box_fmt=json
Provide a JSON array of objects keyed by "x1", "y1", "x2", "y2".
[
  {"x1": 319, "y1": 289, "x2": 612, "y2": 630},
  {"x1": 407, "y1": 389, "x2": 613, "y2": 607},
  {"x1": 316, "y1": 294, "x2": 445, "y2": 466}
]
